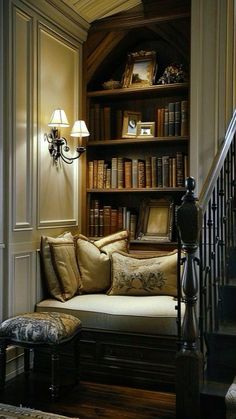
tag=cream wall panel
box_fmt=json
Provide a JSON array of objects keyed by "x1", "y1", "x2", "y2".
[
  {"x1": 38, "y1": 26, "x2": 79, "y2": 228},
  {"x1": 10, "y1": 252, "x2": 36, "y2": 316},
  {"x1": 0, "y1": 1, "x2": 3, "y2": 243},
  {"x1": 12, "y1": 7, "x2": 33, "y2": 230}
]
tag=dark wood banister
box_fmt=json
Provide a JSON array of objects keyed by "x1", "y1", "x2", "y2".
[
  {"x1": 176, "y1": 109, "x2": 236, "y2": 419},
  {"x1": 199, "y1": 110, "x2": 236, "y2": 211}
]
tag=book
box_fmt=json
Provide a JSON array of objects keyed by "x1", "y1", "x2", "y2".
[
  {"x1": 89, "y1": 208, "x2": 94, "y2": 237},
  {"x1": 168, "y1": 102, "x2": 175, "y2": 136},
  {"x1": 105, "y1": 167, "x2": 111, "y2": 189},
  {"x1": 145, "y1": 157, "x2": 151, "y2": 188},
  {"x1": 157, "y1": 157, "x2": 163, "y2": 187},
  {"x1": 111, "y1": 157, "x2": 118, "y2": 188},
  {"x1": 164, "y1": 105, "x2": 169, "y2": 136},
  {"x1": 110, "y1": 208, "x2": 118, "y2": 233},
  {"x1": 99, "y1": 208, "x2": 104, "y2": 237},
  {"x1": 117, "y1": 156, "x2": 124, "y2": 189},
  {"x1": 176, "y1": 151, "x2": 184, "y2": 187},
  {"x1": 93, "y1": 160, "x2": 98, "y2": 189},
  {"x1": 181, "y1": 100, "x2": 189, "y2": 136},
  {"x1": 162, "y1": 155, "x2": 169, "y2": 187},
  {"x1": 93, "y1": 199, "x2": 100, "y2": 237},
  {"x1": 97, "y1": 160, "x2": 105, "y2": 188},
  {"x1": 117, "y1": 207, "x2": 123, "y2": 230},
  {"x1": 138, "y1": 160, "x2": 145, "y2": 188},
  {"x1": 94, "y1": 103, "x2": 101, "y2": 140},
  {"x1": 124, "y1": 159, "x2": 132, "y2": 188},
  {"x1": 174, "y1": 101, "x2": 181, "y2": 136},
  {"x1": 132, "y1": 159, "x2": 138, "y2": 188},
  {"x1": 130, "y1": 213, "x2": 137, "y2": 240},
  {"x1": 88, "y1": 161, "x2": 94, "y2": 189},
  {"x1": 151, "y1": 156, "x2": 157, "y2": 187},
  {"x1": 103, "y1": 106, "x2": 111, "y2": 140}
]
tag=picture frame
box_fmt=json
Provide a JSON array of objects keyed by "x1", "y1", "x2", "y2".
[
  {"x1": 136, "y1": 198, "x2": 174, "y2": 242},
  {"x1": 122, "y1": 110, "x2": 142, "y2": 138},
  {"x1": 136, "y1": 121, "x2": 155, "y2": 138},
  {"x1": 122, "y1": 50, "x2": 157, "y2": 88}
]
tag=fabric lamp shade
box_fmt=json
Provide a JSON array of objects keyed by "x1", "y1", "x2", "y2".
[
  {"x1": 48, "y1": 109, "x2": 69, "y2": 127},
  {"x1": 70, "y1": 120, "x2": 90, "y2": 137}
]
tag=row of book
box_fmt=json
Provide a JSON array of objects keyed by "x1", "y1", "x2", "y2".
[
  {"x1": 89, "y1": 200, "x2": 137, "y2": 239},
  {"x1": 88, "y1": 100, "x2": 188, "y2": 141},
  {"x1": 88, "y1": 152, "x2": 188, "y2": 189},
  {"x1": 156, "y1": 100, "x2": 188, "y2": 137}
]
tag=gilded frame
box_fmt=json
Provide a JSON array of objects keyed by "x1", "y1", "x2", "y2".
[
  {"x1": 136, "y1": 121, "x2": 155, "y2": 138},
  {"x1": 122, "y1": 110, "x2": 142, "y2": 138},
  {"x1": 122, "y1": 50, "x2": 157, "y2": 88},
  {"x1": 137, "y1": 198, "x2": 174, "y2": 241}
]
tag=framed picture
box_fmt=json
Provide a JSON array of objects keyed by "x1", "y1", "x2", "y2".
[
  {"x1": 137, "y1": 198, "x2": 174, "y2": 242},
  {"x1": 137, "y1": 121, "x2": 155, "y2": 138},
  {"x1": 122, "y1": 110, "x2": 142, "y2": 138},
  {"x1": 122, "y1": 50, "x2": 157, "y2": 88}
]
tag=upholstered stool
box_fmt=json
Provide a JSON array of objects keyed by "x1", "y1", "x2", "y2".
[{"x1": 0, "y1": 311, "x2": 82, "y2": 399}]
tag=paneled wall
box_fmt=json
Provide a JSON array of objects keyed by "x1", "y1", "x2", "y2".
[{"x1": 1, "y1": 0, "x2": 88, "y2": 329}]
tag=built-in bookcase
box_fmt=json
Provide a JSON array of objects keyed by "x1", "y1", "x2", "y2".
[{"x1": 83, "y1": 3, "x2": 190, "y2": 251}]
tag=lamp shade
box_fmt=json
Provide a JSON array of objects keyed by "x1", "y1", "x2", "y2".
[
  {"x1": 48, "y1": 109, "x2": 69, "y2": 127},
  {"x1": 70, "y1": 120, "x2": 90, "y2": 137}
]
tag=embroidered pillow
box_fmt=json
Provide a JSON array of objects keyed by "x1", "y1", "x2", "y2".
[
  {"x1": 74, "y1": 231, "x2": 130, "y2": 293},
  {"x1": 108, "y1": 250, "x2": 178, "y2": 296},
  {"x1": 40, "y1": 232, "x2": 74, "y2": 301},
  {"x1": 49, "y1": 242, "x2": 81, "y2": 301}
]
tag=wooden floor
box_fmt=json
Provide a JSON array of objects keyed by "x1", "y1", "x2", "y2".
[{"x1": 0, "y1": 372, "x2": 176, "y2": 418}]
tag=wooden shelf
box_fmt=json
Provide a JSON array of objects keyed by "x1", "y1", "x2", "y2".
[
  {"x1": 87, "y1": 83, "x2": 189, "y2": 99},
  {"x1": 87, "y1": 187, "x2": 186, "y2": 193},
  {"x1": 87, "y1": 137, "x2": 189, "y2": 146}
]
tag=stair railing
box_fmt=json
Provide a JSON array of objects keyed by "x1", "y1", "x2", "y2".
[{"x1": 175, "y1": 109, "x2": 236, "y2": 419}]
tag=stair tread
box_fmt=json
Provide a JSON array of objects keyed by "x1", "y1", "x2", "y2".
[
  {"x1": 201, "y1": 379, "x2": 230, "y2": 398},
  {"x1": 218, "y1": 322, "x2": 236, "y2": 335}
]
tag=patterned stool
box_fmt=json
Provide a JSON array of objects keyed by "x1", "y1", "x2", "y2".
[{"x1": 0, "y1": 312, "x2": 82, "y2": 399}]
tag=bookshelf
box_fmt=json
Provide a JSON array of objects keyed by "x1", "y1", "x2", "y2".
[{"x1": 83, "y1": 1, "x2": 190, "y2": 251}]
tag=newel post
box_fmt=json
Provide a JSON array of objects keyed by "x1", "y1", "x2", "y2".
[{"x1": 176, "y1": 177, "x2": 203, "y2": 419}]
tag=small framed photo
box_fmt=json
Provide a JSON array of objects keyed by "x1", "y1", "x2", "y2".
[
  {"x1": 137, "y1": 121, "x2": 155, "y2": 138},
  {"x1": 137, "y1": 198, "x2": 174, "y2": 242},
  {"x1": 122, "y1": 50, "x2": 157, "y2": 88},
  {"x1": 122, "y1": 110, "x2": 142, "y2": 138}
]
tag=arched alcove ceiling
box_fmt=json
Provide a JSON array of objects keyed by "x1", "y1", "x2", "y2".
[{"x1": 86, "y1": 18, "x2": 190, "y2": 89}]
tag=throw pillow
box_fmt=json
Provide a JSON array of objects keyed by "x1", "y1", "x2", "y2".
[
  {"x1": 40, "y1": 232, "x2": 74, "y2": 301},
  {"x1": 74, "y1": 230, "x2": 130, "y2": 293},
  {"x1": 108, "y1": 250, "x2": 178, "y2": 296},
  {"x1": 49, "y1": 242, "x2": 81, "y2": 301}
]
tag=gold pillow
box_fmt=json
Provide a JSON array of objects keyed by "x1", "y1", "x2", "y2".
[
  {"x1": 40, "y1": 232, "x2": 74, "y2": 302},
  {"x1": 74, "y1": 231, "x2": 130, "y2": 293},
  {"x1": 108, "y1": 250, "x2": 178, "y2": 296},
  {"x1": 95, "y1": 230, "x2": 129, "y2": 255},
  {"x1": 49, "y1": 242, "x2": 81, "y2": 301}
]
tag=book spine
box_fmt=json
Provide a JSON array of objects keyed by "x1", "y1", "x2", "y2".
[
  {"x1": 117, "y1": 157, "x2": 124, "y2": 189},
  {"x1": 93, "y1": 199, "x2": 100, "y2": 237},
  {"x1": 103, "y1": 205, "x2": 111, "y2": 235},
  {"x1": 124, "y1": 160, "x2": 132, "y2": 188},
  {"x1": 132, "y1": 159, "x2": 138, "y2": 188},
  {"x1": 181, "y1": 100, "x2": 189, "y2": 136},
  {"x1": 99, "y1": 208, "x2": 104, "y2": 237},
  {"x1": 176, "y1": 151, "x2": 184, "y2": 187},
  {"x1": 88, "y1": 161, "x2": 94, "y2": 189},
  {"x1": 162, "y1": 155, "x2": 169, "y2": 187},
  {"x1": 164, "y1": 105, "x2": 169, "y2": 136},
  {"x1": 157, "y1": 157, "x2": 163, "y2": 187},
  {"x1": 151, "y1": 156, "x2": 157, "y2": 187},
  {"x1": 89, "y1": 208, "x2": 94, "y2": 237},
  {"x1": 138, "y1": 160, "x2": 145, "y2": 188},
  {"x1": 93, "y1": 160, "x2": 98, "y2": 189},
  {"x1": 111, "y1": 157, "x2": 118, "y2": 188},
  {"x1": 174, "y1": 101, "x2": 181, "y2": 136},
  {"x1": 168, "y1": 102, "x2": 175, "y2": 136},
  {"x1": 145, "y1": 157, "x2": 151, "y2": 188},
  {"x1": 103, "y1": 106, "x2": 111, "y2": 140},
  {"x1": 105, "y1": 167, "x2": 111, "y2": 189},
  {"x1": 130, "y1": 213, "x2": 137, "y2": 240},
  {"x1": 118, "y1": 207, "x2": 123, "y2": 230},
  {"x1": 97, "y1": 160, "x2": 104, "y2": 188},
  {"x1": 110, "y1": 208, "x2": 118, "y2": 233}
]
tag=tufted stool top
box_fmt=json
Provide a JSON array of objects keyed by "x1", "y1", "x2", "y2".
[{"x1": 0, "y1": 312, "x2": 82, "y2": 345}]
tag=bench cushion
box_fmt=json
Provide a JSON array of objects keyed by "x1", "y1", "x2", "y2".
[
  {"x1": 0, "y1": 312, "x2": 82, "y2": 344},
  {"x1": 36, "y1": 294, "x2": 184, "y2": 336}
]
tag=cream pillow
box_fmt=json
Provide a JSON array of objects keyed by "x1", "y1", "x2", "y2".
[
  {"x1": 108, "y1": 250, "x2": 178, "y2": 296},
  {"x1": 49, "y1": 242, "x2": 81, "y2": 301},
  {"x1": 74, "y1": 231, "x2": 130, "y2": 293},
  {"x1": 40, "y1": 232, "x2": 74, "y2": 301}
]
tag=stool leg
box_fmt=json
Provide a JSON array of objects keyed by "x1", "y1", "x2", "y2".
[
  {"x1": 74, "y1": 335, "x2": 80, "y2": 385},
  {"x1": 49, "y1": 349, "x2": 59, "y2": 400},
  {"x1": 0, "y1": 339, "x2": 7, "y2": 391}
]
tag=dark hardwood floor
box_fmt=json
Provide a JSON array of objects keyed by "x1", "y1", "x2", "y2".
[{"x1": 0, "y1": 372, "x2": 176, "y2": 418}]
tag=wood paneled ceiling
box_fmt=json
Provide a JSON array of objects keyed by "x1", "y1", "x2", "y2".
[{"x1": 61, "y1": 0, "x2": 142, "y2": 23}]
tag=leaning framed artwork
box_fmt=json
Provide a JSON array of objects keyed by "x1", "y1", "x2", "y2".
[
  {"x1": 137, "y1": 198, "x2": 174, "y2": 241},
  {"x1": 122, "y1": 110, "x2": 142, "y2": 138},
  {"x1": 136, "y1": 121, "x2": 155, "y2": 138},
  {"x1": 122, "y1": 50, "x2": 157, "y2": 88}
]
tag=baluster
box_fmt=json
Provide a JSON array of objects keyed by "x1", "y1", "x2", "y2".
[{"x1": 176, "y1": 177, "x2": 203, "y2": 419}]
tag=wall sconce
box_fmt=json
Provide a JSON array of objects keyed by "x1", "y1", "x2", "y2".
[{"x1": 44, "y1": 109, "x2": 90, "y2": 164}]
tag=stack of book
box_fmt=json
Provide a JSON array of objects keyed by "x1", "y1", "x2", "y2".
[
  {"x1": 88, "y1": 152, "x2": 188, "y2": 189},
  {"x1": 89, "y1": 200, "x2": 137, "y2": 239},
  {"x1": 156, "y1": 100, "x2": 188, "y2": 137},
  {"x1": 89, "y1": 105, "x2": 123, "y2": 140}
]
